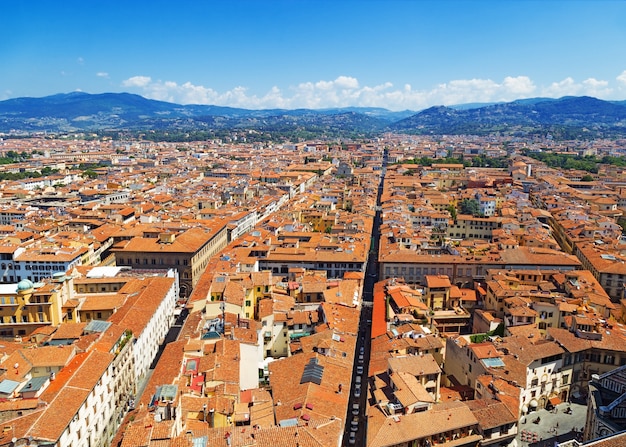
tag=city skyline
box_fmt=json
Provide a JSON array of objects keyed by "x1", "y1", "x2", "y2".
[{"x1": 3, "y1": 0, "x2": 626, "y2": 110}]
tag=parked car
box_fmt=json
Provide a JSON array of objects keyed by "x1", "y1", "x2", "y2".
[
  {"x1": 351, "y1": 416, "x2": 359, "y2": 431},
  {"x1": 352, "y1": 403, "x2": 360, "y2": 415}
]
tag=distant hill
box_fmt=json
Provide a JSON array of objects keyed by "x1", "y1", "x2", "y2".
[
  {"x1": 0, "y1": 92, "x2": 393, "y2": 135},
  {"x1": 390, "y1": 96, "x2": 626, "y2": 138},
  {"x1": 1, "y1": 92, "x2": 626, "y2": 139}
]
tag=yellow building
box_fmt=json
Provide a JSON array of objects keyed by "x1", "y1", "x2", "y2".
[{"x1": 0, "y1": 273, "x2": 72, "y2": 338}]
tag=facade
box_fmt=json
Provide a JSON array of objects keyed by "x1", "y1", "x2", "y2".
[
  {"x1": 548, "y1": 326, "x2": 626, "y2": 403},
  {"x1": 575, "y1": 242, "x2": 626, "y2": 302},
  {"x1": 18, "y1": 350, "x2": 116, "y2": 447},
  {"x1": 0, "y1": 274, "x2": 72, "y2": 338},
  {"x1": 379, "y1": 246, "x2": 580, "y2": 288},
  {"x1": 112, "y1": 224, "x2": 228, "y2": 297},
  {"x1": 447, "y1": 215, "x2": 501, "y2": 240},
  {"x1": 108, "y1": 275, "x2": 178, "y2": 386},
  {"x1": 585, "y1": 365, "x2": 626, "y2": 442},
  {"x1": 257, "y1": 232, "x2": 369, "y2": 280},
  {"x1": 13, "y1": 244, "x2": 87, "y2": 284}
]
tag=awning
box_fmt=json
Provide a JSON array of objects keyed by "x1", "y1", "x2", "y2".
[{"x1": 549, "y1": 396, "x2": 562, "y2": 406}]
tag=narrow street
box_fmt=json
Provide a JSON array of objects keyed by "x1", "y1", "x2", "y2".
[{"x1": 343, "y1": 149, "x2": 386, "y2": 447}]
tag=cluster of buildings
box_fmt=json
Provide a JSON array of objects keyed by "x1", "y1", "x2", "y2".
[{"x1": 0, "y1": 135, "x2": 625, "y2": 447}]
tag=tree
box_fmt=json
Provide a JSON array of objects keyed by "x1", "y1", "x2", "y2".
[
  {"x1": 459, "y1": 198, "x2": 481, "y2": 216},
  {"x1": 447, "y1": 204, "x2": 457, "y2": 221},
  {"x1": 83, "y1": 170, "x2": 98, "y2": 179}
]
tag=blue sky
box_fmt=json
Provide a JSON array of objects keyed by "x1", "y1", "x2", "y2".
[{"x1": 2, "y1": 0, "x2": 626, "y2": 110}]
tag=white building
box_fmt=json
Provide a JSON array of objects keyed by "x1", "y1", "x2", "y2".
[{"x1": 108, "y1": 273, "x2": 179, "y2": 385}]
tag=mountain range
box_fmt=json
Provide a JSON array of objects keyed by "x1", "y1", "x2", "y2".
[{"x1": 1, "y1": 92, "x2": 626, "y2": 139}]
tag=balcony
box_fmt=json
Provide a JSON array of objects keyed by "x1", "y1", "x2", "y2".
[{"x1": 0, "y1": 303, "x2": 18, "y2": 309}]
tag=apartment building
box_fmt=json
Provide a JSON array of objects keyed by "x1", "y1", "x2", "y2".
[
  {"x1": 379, "y1": 246, "x2": 580, "y2": 288},
  {"x1": 108, "y1": 276, "x2": 178, "y2": 385},
  {"x1": 13, "y1": 244, "x2": 88, "y2": 284},
  {"x1": 448, "y1": 215, "x2": 502, "y2": 240},
  {"x1": 548, "y1": 322, "x2": 626, "y2": 403},
  {"x1": 257, "y1": 232, "x2": 368, "y2": 279},
  {"x1": 112, "y1": 224, "x2": 228, "y2": 297},
  {"x1": 1, "y1": 349, "x2": 116, "y2": 447},
  {"x1": 0, "y1": 273, "x2": 74, "y2": 338},
  {"x1": 575, "y1": 242, "x2": 626, "y2": 302}
]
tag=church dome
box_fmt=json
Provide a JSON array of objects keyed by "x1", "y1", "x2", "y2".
[{"x1": 16, "y1": 279, "x2": 34, "y2": 291}]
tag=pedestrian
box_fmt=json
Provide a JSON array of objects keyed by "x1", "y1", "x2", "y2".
[{"x1": 556, "y1": 422, "x2": 559, "y2": 428}]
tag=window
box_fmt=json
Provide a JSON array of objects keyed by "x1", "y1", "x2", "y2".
[{"x1": 245, "y1": 300, "x2": 251, "y2": 307}]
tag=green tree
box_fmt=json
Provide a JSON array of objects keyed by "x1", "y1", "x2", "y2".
[
  {"x1": 459, "y1": 198, "x2": 481, "y2": 216},
  {"x1": 83, "y1": 169, "x2": 98, "y2": 179},
  {"x1": 447, "y1": 204, "x2": 457, "y2": 221}
]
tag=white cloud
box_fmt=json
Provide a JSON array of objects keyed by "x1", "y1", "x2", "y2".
[
  {"x1": 96, "y1": 72, "x2": 109, "y2": 78},
  {"x1": 617, "y1": 70, "x2": 626, "y2": 91},
  {"x1": 122, "y1": 76, "x2": 152, "y2": 88},
  {"x1": 120, "y1": 73, "x2": 621, "y2": 111},
  {"x1": 542, "y1": 77, "x2": 581, "y2": 97},
  {"x1": 581, "y1": 78, "x2": 611, "y2": 98},
  {"x1": 540, "y1": 77, "x2": 615, "y2": 100}
]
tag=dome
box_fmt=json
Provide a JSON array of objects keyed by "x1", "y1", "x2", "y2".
[{"x1": 16, "y1": 279, "x2": 34, "y2": 291}]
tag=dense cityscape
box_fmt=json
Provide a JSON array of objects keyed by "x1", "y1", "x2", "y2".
[{"x1": 0, "y1": 130, "x2": 624, "y2": 447}]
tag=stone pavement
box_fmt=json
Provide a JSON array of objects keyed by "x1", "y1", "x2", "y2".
[{"x1": 510, "y1": 401, "x2": 586, "y2": 447}]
